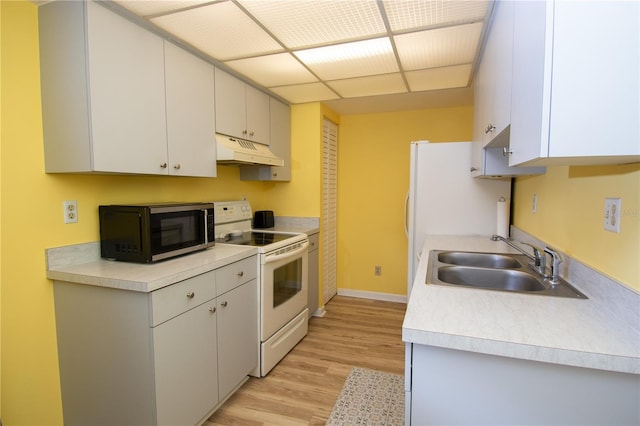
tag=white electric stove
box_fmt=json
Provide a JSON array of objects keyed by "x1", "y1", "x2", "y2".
[{"x1": 213, "y1": 200, "x2": 309, "y2": 376}]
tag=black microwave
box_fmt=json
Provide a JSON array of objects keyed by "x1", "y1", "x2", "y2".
[{"x1": 99, "y1": 203, "x2": 215, "y2": 263}]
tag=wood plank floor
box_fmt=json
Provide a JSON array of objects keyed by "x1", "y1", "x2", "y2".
[{"x1": 206, "y1": 295, "x2": 407, "y2": 425}]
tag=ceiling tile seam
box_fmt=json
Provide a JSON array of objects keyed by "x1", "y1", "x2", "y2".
[
  {"x1": 376, "y1": 0, "x2": 410, "y2": 93},
  {"x1": 229, "y1": 0, "x2": 344, "y2": 99},
  {"x1": 466, "y1": 1, "x2": 496, "y2": 88},
  {"x1": 102, "y1": 1, "x2": 294, "y2": 105},
  {"x1": 136, "y1": 0, "x2": 223, "y2": 20}
]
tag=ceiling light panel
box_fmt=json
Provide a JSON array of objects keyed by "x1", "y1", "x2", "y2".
[
  {"x1": 395, "y1": 22, "x2": 482, "y2": 70},
  {"x1": 327, "y1": 73, "x2": 407, "y2": 98},
  {"x1": 406, "y1": 64, "x2": 472, "y2": 91},
  {"x1": 238, "y1": 0, "x2": 386, "y2": 49},
  {"x1": 151, "y1": 2, "x2": 283, "y2": 61},
  {"x1": 383, "y1": 0, "x2": 489, "y2": 31},
  {"x1": 225, "y1": 53, "x2": 317, "y2": 88},
  {"x1": 295, "y1": 38, "x2": 398, "y2": 81},
  {"x1": 270, "y1": 82, "x2": 339, "y2": 104},
  {"x1": 114, "y1": 1, "x2": 211, "y2": 17}
]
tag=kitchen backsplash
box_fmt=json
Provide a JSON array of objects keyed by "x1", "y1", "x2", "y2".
[{"x1": 511, "y1": 226, "x2": 640, "y2": 335}]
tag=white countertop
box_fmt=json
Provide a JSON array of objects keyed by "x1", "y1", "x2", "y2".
[
  {"x1": 46, "y1": 243, "x2": 258, "y2": 293},
  {"x1": 402, "y1": 235, "x2": 640, "y2": 375}
]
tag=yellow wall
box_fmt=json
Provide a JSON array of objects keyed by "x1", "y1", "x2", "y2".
[
  {"x1": 337, "y1": 107, "x2": 473, "y2": 296},
  {"x1": 513, "y1": 164, "x2": 640, "y2": 290},
  {"x1": 2, "y1": 1, "x2": 638, "y2": 424},
  {"x1": 0, "y1": 2, "x2": 315, "y2": 423}
]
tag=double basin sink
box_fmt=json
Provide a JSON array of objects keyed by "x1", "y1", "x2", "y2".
[{"x1": 427, "y1": 250, "x2": 587, "y2": 299}]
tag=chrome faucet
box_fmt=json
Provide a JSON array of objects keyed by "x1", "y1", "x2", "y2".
[
  {"x1": 521, "y1": 242, "x2": 547, "y2": 277},
  {"x1": 491, "y1": 235, "x2": 563, "y2": 284},
  {"x1": 544, "y1": 246, "x2": 563, "y2": 285}
]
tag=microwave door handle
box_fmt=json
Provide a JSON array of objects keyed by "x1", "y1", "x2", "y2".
[{"x1": 263, "y1": 241, "x2": 309, "y2": 264}]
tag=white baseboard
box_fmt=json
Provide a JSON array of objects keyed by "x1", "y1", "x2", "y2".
[
  {"x1": 311, "y1": 306, "x2": 326, "y2": 317},
  {"x1": 336, "y1": 288, "x2": 407, "y2": 304}
]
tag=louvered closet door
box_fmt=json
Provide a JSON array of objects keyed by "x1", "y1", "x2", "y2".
[{"x1": 322, "y1": 118, "x2": 338, "y2": 303}]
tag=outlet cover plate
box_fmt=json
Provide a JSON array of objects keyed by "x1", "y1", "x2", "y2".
[{"x1": 604, "y1": 198, "x2": 621, "y2": 233}]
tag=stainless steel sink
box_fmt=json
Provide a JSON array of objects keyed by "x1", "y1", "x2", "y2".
[
  {"x1": 438, "y1": 251, "x2": 524, "y2": 269},
  {"x1": 438, "y1": 266, "x2": 545, "y2": 291},
  {"x1": 427, "y1": 250, "x2": 587, "y2": 299}
]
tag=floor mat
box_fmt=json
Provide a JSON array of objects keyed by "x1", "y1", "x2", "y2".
[{"x1": 326, "y1": 367, "x2": 404, "y2": 425}]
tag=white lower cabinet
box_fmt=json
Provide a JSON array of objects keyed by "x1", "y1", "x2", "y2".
[
  {"x1": 307, "y1": 232, "x2": 319, "y2": 317},
  {"x1": 53, "y1": 256, "x2": 258, "y2": 425},
  {"x1": 217, "y1": 280, "x2": 258, "y2": 397},
  {"x1": 154, "y1": 301, "x2": 219, "y2": 426},
  {"x1": 407, "y1": 344, "x2": 640, "y2": 425}
]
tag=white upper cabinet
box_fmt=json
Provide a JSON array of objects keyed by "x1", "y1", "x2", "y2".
[
  {"x1": 471, "y1": 1, "x2": 545, "y2": 177},
  {"x1": 164, "y1": 42, "x2": 217, "y2": 177},
  {"x1": 215, "y1": 69, "x2": 270, "y2": 145},
  {"x1": 509, "y1": 0, "x2": 639, "y2": 166},
  {"x1": 240, "y1": 98, "x2": 291, "y2": 181},
  {"x1": 38, "y1": 1, "x2": 217, "y2": 177},
  {"x1": 477, "y1": 0, "x2": 513, "y2": 146},
  {"x1": 40, "y1": 0, "x2": 167, "y2": 174}
]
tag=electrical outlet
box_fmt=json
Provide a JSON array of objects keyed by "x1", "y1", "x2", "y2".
[
  {"x1": 604, "y1": 198, "x2": 621, "y2": 233},
  {"x1": 63, "y1": 200, "x2": 78, "y2": 224},
  {"x1": 532, "y1": 193, "x2": 538, "y2": 214},
  {"x1": 374, "y1": 266, "x2": 382, "y2": 276}
]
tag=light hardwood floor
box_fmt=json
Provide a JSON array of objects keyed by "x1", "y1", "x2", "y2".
[{"x1": 206, "y1": 295, "x2": 407, "y2": 425}]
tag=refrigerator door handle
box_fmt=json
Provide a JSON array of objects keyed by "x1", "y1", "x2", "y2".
[{"x1": 404, "y1": 190, "x2": 410, "y2": 237}]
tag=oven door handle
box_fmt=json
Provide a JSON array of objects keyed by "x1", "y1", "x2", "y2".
[{"x1": 263, "y1": 241, "x2": 309, "y2": 264}]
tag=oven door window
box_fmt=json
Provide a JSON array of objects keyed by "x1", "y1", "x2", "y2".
[
  {"x1": 150, "y1": 210, "x2": 204, "y2": 255},
  {"x1": 273, "y1": 257, "x2": 302, "y2": 308}
]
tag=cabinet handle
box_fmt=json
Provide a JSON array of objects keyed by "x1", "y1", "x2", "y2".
[
  {"x1": 221, "y1": 301, "x2": 228, "y2": 307},
  {"x1": 173, "y1": 163, "x2": 181, "y2": 170},
  {"x1": 502, "y1": 147, "x2": 513, "y2": 157},
  {"x1": 484, "y1": 123, "x2": 496, "y2": 134},
  {"x1": 470, "y1": 166, "x2": 478, "y2": 172},
  {"x1": 186, "y1": 292, "x2": 195, "y2": 299},
  {"x1": 249, "y1": 131, "x2": 255, "y2": 137},
  {"x1": 160, "y1": 162, "x2": 168, "y2": 169},
  {"x1": 237, "y1": 271, "x2": 244, "y2": 278},
  {"x1": 242, "y1": 130, "x2": 247, "y2": 136},
  {"x1": 273, "y1": 172, "x2": 278, "y2": 177},
  {"x1": 209, "y1": 306, "x2": 217, "y2": 314}
]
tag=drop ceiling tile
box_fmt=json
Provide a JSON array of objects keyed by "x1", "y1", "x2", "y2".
[
  {"x1": 327, "y1": 74, "x2": 407, "y2": 98},
  {"x1": 151, "y1": 2, "x2": 283, "y2": 61},
  {"x1": 395, "y1": 22, "x2": 482, "y2": 70},
  {"x1": 295, "y1": 38, "x2": 398, "y2": 81},
  {"x1": 383, "y1": 0, "x2": 489, "y2": 31},
  {"x1": 225, "y1": 53, "x2": 317, "y2": 87},
  {"x1": 238, "y1": 0, "x2": 386, "y2": 49},
  {"x1": 406, "y1": 64, "x2": 472, "y2": 91},
  {"x1": 270, "y1": 83, "x2": 339, "y2": 104},
  {"x1": 115, "y1": 1, "x2": 210, "y2": 17}
]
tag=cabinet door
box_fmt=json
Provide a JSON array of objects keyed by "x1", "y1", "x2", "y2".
[
  {"x1": 164, "y1": 42, "x2": 217, "y2": 177},
  {"x1": 240, "y1": 98, "x2": 291, "y2": 181},
  {"x1": 217, "y1": 280, "x2": 258, "y2": 398},
  {"x1": 267, "y1": 98, "x2": 291, "y2": 180},
  {"x1": 153, "y1": 301, "x2": 219, "y2": 426},
  {"x1": 214, "y1": 69, "x2": 247, "y2": 138},
  {"x1": 548, "y1": 1, "x2": 639, "y2": 159},
  {"x1": 509, "y1": 0, "x2": 551, "y2": 166},
  {"x1": 246, "y1": 85, "x2": 270, "y2": 144},
  {"x1": 86, "y1": 1, "x2": 168, "y2": 174},
  {"x1": 307, "y1": 234, "x2": 319, "y2": 317},
  {"x1": 487, "y1": 0, "x2": 513, "y2": 142}
]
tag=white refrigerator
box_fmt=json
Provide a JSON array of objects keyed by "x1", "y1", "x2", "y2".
[{"x1": 406, "y1": 141, "x2": 511, "y2": 292}]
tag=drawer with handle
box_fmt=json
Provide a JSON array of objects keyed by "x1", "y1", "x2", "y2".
[
  {"x1": 150, "y1": 270, "x2": 216, "y2": 326},
  {"x1": 216, "y1": 255, "x2": 257, "y2": 296}
]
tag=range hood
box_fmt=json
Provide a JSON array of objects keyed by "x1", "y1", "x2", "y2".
[{"x1": 215, "y1": 133, "x2": 284, "y2": 167}]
